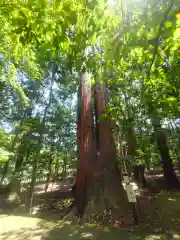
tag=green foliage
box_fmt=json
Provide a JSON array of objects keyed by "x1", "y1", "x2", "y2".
[{"x1": 0, "y1": 0, "x2": 179, "y2": 188}]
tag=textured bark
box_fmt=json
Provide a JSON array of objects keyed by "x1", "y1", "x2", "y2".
[
  {"x1": 93, "y1": 83, "x2": 129, "y2": 223},
  {"x1": 74, "y1": 71, "x2": 96, "y2": 216},
  {"x1": 153, "y1": 117, "x2": 180, "y2": 189},
  {"x1": 73, "y1": 77, "x2": 130, "y2": 224},
  {"x1": 94, "y1": 84, "x2": 116, "y2": 167}
]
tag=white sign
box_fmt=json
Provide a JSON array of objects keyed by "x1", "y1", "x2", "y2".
[
  {"x1": 123, "y1": 175, "x2": 130, "y2": 184},
  {"x1": 125, "y1": 184, "x2": 137, "y2": 203}
]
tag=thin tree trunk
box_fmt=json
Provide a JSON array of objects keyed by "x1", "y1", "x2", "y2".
[
  {"x1": 62, "y1": 157, "x2": 67, "y2": 180},
  {"x1": 13, "y1": 146, "x2": 24, "y2": 174},
  {"x1": 45, "y1": 155, "x2": 53, "y2": 193},
  {"x1": 55, "y1": 158, "x2": 59, "y2": 181},
  {"x1": 128, "y1": 128, "x2": 147, "y2": 187},
  {"x1": 169, "y1": 120, "x2": 180, "y2": 163},
  {"x1": 133, "y1": 164, "x2": 147, "y2": 188},
  {"x1": 126, "y1": 124, "x2": 136, "y2": 179},
  {"x1": 26, "y1": 68, "x2": 55, "y2": 212},
  {"x1": 26, "y1": 152, "x2": 38, "y2": 212},
  {"x1": 0, "y1": 112, "x2": 27, "y2": 183},
  {"x1": 152, "y1": 117, "x2": 180, "y2": 189},
  {"x1": 45, "y1": 139, "x2": 55, "y2": 192},
  {"x1": 127, "y1": 124, "x2": 136, "y2": 158},
  {"x1": 7, "y1": 109, "x2": 34, "y2": 200}
]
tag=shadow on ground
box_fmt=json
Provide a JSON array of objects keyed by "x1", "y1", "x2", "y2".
[{"x1": 1, "y1": 215, "x2": 180, "y2": 240}]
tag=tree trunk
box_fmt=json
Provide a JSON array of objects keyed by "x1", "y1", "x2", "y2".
[
  {"x1": 26, "y1": 153, "x2": 38, "y2": 213},
  {"x1": 74, "y1": 71, "x2": 96, "y2": 216},
  {"x1": 72, "y1": 74, "x2": 130, "y2": 225},
  {"x1": 127, "y1": 124, "x2": 136, "y2": 158},
  {"x1": 145, "y1": 157, "x2": 150, "y2": 171},
  {"x1": 62, "y1": 158, "x2": 67, "y2": 180},
  {"x1": 153, "y1": 117, "x2": 180, "y2": 189},
  {"x1": 54, "y1": 158, "x2": 59, "y2": 181},
  {"x1": 4, "y1": 107, "x2": 33, "y2": 201},
  {"x1": 0, "y1": 112, "x2": 26, "y2": 184},
  {"x1": 133, "y1": 164, "x2": 147, "y2": 188},
  {"x1": 5, "y1": 136, "x2": 31, "y2": 205},
  {"x1": 1, "y1": 161, "x2": 10, "y2": 185},
  {"x1": 45, "y1": 140, "x2": 54, "y2": 192},
  {"x1": 26, "y1": 67, "x2": 55, "y2": 212},
  {"x1": 126, "y1": 124, "x2": 137, "y2": 179},
  {"x1": 91, "y1": 83, "x2": 129, "y2": 224},
  {"x1": 45, "y1": 156, "x2": 53, "y2": 193}
]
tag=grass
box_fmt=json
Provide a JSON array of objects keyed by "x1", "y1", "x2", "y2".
[{"x1": 0, "y1": 215, "x2": 180, "y2": 240}]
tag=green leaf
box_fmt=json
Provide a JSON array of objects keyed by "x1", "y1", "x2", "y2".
[
  {"x1": 166, "y1": 97, "x2": 177, "y2": 102},
  {"x1": 164, "y1": 21, "x2": 173, "y2": 28}
]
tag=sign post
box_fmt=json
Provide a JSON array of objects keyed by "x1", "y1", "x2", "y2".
[{"x1": 123, "y1": 174, "x2": 139, "y2": 225}]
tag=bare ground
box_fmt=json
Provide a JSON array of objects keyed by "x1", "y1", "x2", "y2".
[
  {"x1": 1, "y1": 215, "x2": 180, "y2": 240},
  {"x1": 1, "y1": 172, "x2": 180, "y2": 237}
]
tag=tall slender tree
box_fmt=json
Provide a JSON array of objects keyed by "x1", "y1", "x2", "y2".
[{"x1": 74, "y1": 70, "x2": 96, "y2": 216}]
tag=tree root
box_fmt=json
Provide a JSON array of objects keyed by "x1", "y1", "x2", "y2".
[
  {"x1": 79, "y1": 194, "x2": 132, "y2": 227},
  {"x1": 62, "y1": 200, "x2": 79, "y2": 220}
]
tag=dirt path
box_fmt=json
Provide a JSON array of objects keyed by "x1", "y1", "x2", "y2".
[
  {"x1": 20, "y1": 176, "x2": 180, "y2": 231},
  {"x1": 33, "y1": 179, "x2": 74, "y2": 195}
]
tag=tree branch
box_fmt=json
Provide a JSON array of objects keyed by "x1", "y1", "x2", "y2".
[{"x1": 147, "y1": 0, "x2": 175, "y2": 81}]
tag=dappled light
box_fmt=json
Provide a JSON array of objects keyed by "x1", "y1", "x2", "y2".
[{"x1": 1, "y1": 215, "x2": 180, "y2": 240}]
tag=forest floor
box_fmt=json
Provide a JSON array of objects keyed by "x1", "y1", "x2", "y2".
[
  {"x1": 28, "y1": 171, "x2": 180, "y2": 231},
  {"x1": 1, "y1": 171, "x2": 180, "y2": 239},
  {"x1": 0, "y1": 215, "x2": 180, "y2": 240}
]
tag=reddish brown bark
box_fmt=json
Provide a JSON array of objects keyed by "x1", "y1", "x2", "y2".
[
  {"x1": 93, "y1": 83, "x2": 129, "y2": 222},
  {"x1": 73, "y1": 78, "x2": 129, "y2": 224},
  {"x1": 94, "y1": 84, "x2": 116, "y2": 168},
  {"x1": 74, "y1": 71, "x2": 96, "y2": 215}
]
